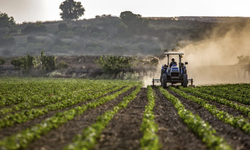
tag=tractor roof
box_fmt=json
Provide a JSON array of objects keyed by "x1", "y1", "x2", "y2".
[{"x1": 164, "y1": 52, "x2": 184, "y2": 55}]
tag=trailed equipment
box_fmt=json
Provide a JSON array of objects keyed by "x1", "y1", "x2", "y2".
[{"x1": 152, "y1": 52, "x2": 194, "y2": 88}]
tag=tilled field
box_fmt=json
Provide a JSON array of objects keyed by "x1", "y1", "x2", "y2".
[{"x1": 0, "y1": 78, "x2": 250, "y2": 150}]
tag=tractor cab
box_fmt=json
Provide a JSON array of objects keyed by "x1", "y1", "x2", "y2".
[{"x1": 152, "y1": 52, "x2": 194, "y2": 88}]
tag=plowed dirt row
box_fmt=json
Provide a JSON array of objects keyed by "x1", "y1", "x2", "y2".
[
  {"x1": 0, "y1": 86, "x2": 126, "y2": 140},
  {"x1": 25, "y1": 86, "x2": 136, "y2": 150},
  {"x1": 93, "y1": 88, "x2": 148, "y2": 150},
  {"x1": 153, "y1": 88, "x2": 207, "y2": 150},
  {"x1": 168, "y1": 89, "x2": 250, "y2": 150}
]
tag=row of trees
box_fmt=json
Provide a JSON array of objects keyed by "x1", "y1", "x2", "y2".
[
  {"x1": 59, "y1": 0, "x2": 149, "y2": 34},
  {"x1": 10, "y1": 51, "x2": 56, "y2": 71},
  {"x1": 95, "y1": 55, "x2": 159, "y2": 75}
]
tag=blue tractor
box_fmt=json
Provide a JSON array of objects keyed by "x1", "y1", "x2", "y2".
[{"x1": 152, "y1": 52, "x2": 194, "y2": 88}]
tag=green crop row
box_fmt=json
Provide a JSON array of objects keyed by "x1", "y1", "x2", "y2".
[
  {"x1": 170, "y1": 87, "x2": 250, "y2": 134},
  {"x1": 0, "y1": 84, "x2": 125, "y2": 129},
  {"x1": 0, "y1": 85, "x2": 136, "y2": 150},
  {"x1": 180, "y1": 87, "x2": 250, "y2": 116},
  {"x1": 0, "y1": 84, "x2": 116, "y2": 116},
  {"x1": 197, "y1": 84, "x2": 250, "y2": 98},
  {"x1": 159, "y1": 87, "x2": 232, "y2": 150},
  {"x1": 200, "y1": 84, "x2": 250, "y2": 91},
  {"x1": 0, "y1": 79, "x2": 94, "y2": 106},
  {"x1": 63, "y1": 84, "x2": 141, "y2": 150},
  {"x1": 0, "y1": 78, "x2": 130, "y2": 107},
  {"x1": 197, "y1": 86, "x2": 250, "y2": 104},
  {"x1": 140, "y1": 86, "x2": 161, "y2": 150}
]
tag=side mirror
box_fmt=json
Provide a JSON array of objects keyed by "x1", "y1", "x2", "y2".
[{"x1": 185, "y1": 62, "x2": 188, "y2": 65}]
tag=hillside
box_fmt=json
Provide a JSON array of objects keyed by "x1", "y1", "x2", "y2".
[{"x1": 0, "y1": 16, "x2": 225, "y2": 57}]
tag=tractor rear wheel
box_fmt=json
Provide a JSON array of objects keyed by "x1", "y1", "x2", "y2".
[
  {"x1": 183, "y1": 74, "x2": 188, "y2": 87},
  {"x1": 162, "y1": 74, "x2": 167, "y2": 88}
]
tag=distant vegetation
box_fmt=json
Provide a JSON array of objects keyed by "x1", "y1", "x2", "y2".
[
  {"x1": 22, "y1": 22, "x2": 47, "y2": 34},
  {"x1": 96, "y1": 56, "x2": 135, "y2": 74},
  {"x1": 0, "y1": 11, "x2": 16, "y2": 47},
  {"x1": 10, "y1": 51, "x2": 56, "y2": 71},
  {"x1": 120, "y1": 11, "x2": 149, "y2": 34},
  {"x1": 0, "y1": 57, "x2": 6, "y2": 66}
]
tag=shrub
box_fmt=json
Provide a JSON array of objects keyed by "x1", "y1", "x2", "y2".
[
  {"x1": 96, "y1": 55, "x2": 135, "y2": 74},
  {"x1": 57, "y1": 61, "x2": 68, "y2": 69},
  {"x1": 10, "y1": 55, "x2": 37, "y2": 70},
  {"x1": 40, "y1": 51, "x2": 56, "y2": 71},
  {"x1": 11, "y1": 58, "x2": 22, "y2": 69},
  {"x1": 0, "y1": 57, "x2": 6, "y2": 65},
  {"x1": 58, "y1": 30, "x2": 73, "y2": 38},
  {"x1": 124, "y1": 72, "x2": 139, "y2": 80},
  {"x1": 27, "y1": 36, "x2": 37, "y2": 43},
  {"x1": 58, "y1": 23, "x2": 68, "y2": 31},
  {"x1": 22, "y1": 23, "x2": 47, "y2": 34},
  {"x1": 0, "y1": 35, "x2": 15, "y2": 46}
]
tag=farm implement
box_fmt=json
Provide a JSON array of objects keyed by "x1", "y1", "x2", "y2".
[{"x1": 152, "y1": 52, "x2": 194, "y2": 88}]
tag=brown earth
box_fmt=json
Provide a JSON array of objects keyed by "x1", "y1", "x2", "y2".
[
  {"x1": 94, "y1": 88, "x2": 148, "y2": 150},
  {"x1": 154, "y1": 87, "x2": 207, "y2": 150}
]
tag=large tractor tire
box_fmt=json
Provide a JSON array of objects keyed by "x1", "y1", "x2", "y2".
[
  {"x1": 183, "y1": 74, "x2": 188, "y2": 87},
  {"x1": 162, "y1": 74, "x2": 167, "y2": 88}
]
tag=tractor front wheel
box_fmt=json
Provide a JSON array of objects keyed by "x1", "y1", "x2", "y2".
[
  {"x1": 162, "y1": 74, "x2": 167, "y2": 88},
  {"x1": 183, "y1": 74, "x2": 188, "y2": 87}
]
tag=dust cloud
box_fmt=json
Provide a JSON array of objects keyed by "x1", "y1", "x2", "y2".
[
  {"x1": 142, "y1": 58, "x2": 167, "y2": 87},
  {"x1": 180, "y1": 20, "x2": 250, "y2": 85},
  {"x1": 143, "y1": 20, "x2": 250, "y2": 86}
]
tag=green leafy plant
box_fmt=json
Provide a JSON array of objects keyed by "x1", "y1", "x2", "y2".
[
  {"x1": 196, "y1": 85, "x2": 250, "y2": 105},
  {"x1": 170, "y1": 87, "x2": 250, "y2": 134},
  {"x1": 140, "y1": 86, "x2": 161, "y2": 150},
  {"x1": 0, "y1": 85, "x2": 125, "y2": 128},
  {"x1": 159, "y1": 87, "x2": 232, "y2": 150},
  {"x1": 180, "y1": 87, "x2": 250, "y2": 117}
]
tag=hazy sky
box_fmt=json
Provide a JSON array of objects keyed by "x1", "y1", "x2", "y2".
[{"x1": 0, "y1": 0, "x2": 250, "y2": 23}]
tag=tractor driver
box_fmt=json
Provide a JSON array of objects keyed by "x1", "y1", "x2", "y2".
[{"x1": 170, "y1": 58, "x2": 177, "y2": 68}]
